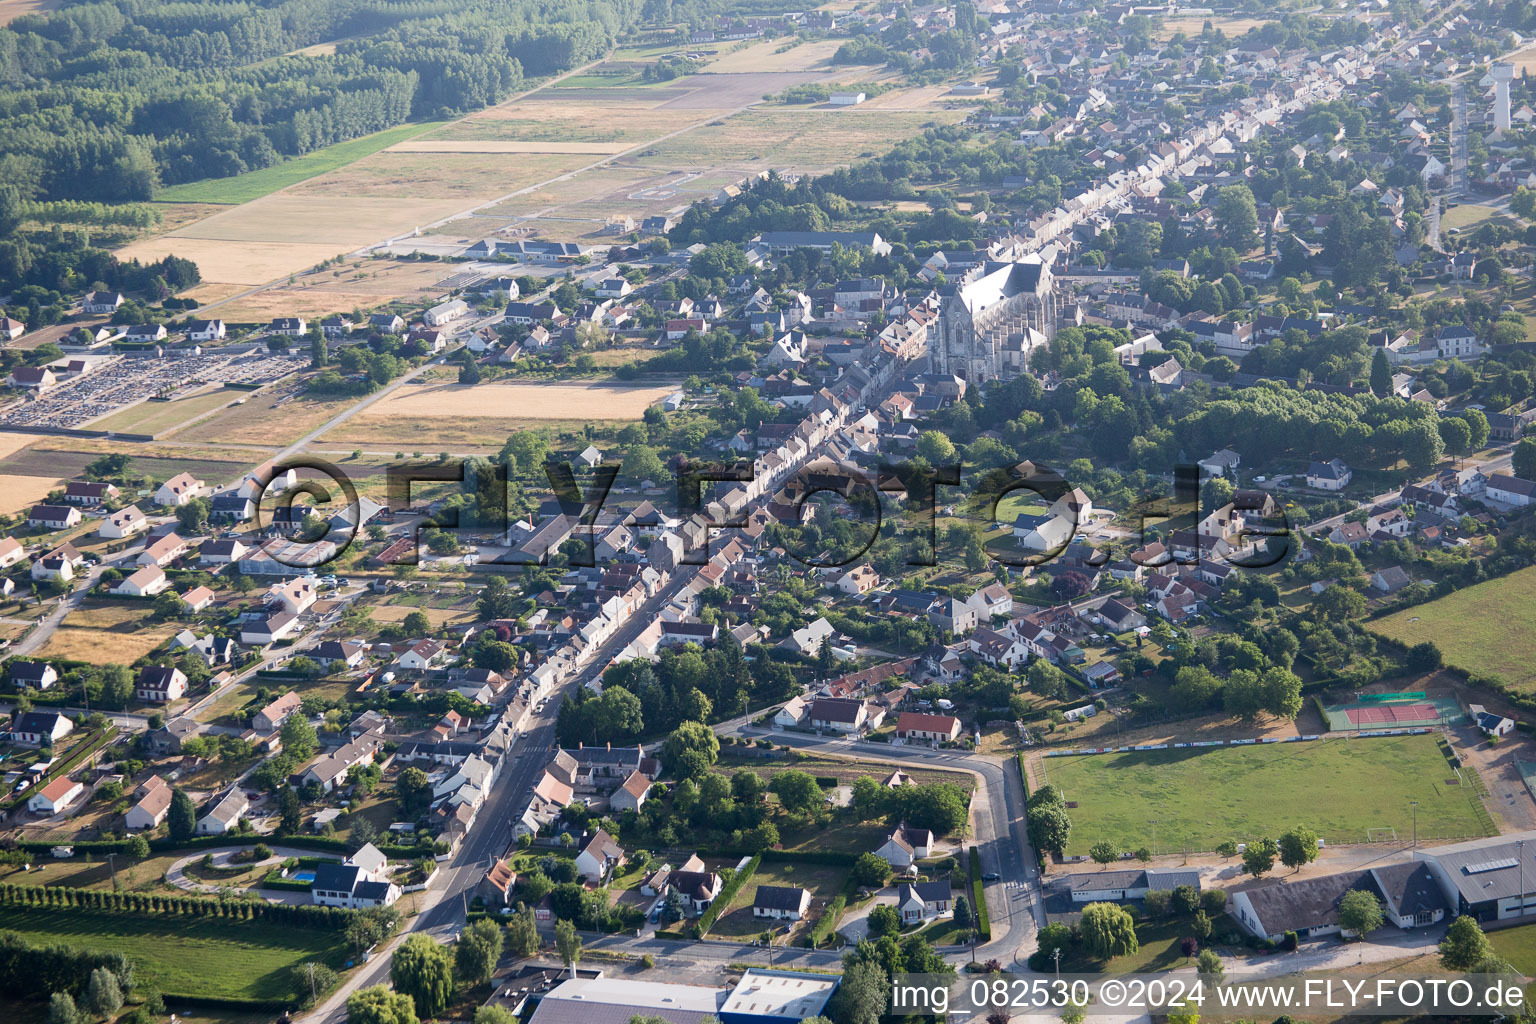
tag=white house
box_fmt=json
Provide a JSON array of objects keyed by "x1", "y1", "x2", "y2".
[
  {"x1": 574, "y1": 829, "x2": 626, "y2": 883},
  {"x1": 753, "y1": 885, "x2": 812, "y2": 920},
  {"x1": 874, "y1": 823, "x2": 935, "y2": 868},
  {"x1": 124, "y1": 776, "x2": 172, "y2": 830},
  {"x1": 99, "y1": 505, "x2": 149, "y2": 539},
  {"x1": 155, "y1": 472, "x2": 205, "y2": 506},
  {"x1": 1306, "y1": 458, "x2": 1352, "y2": 490},
  {"x1": 10, "y1": 709, "x2": 72, "y2": 747},
  {"x1": 28, "y1": 777, "x2": 83, "y2": 815},
  {"x1": 113, "y1": 565, "x2": 170, "y2": 597},
  {"x1": 195, "y1": 788, "x2": 249, "y2": 834}
]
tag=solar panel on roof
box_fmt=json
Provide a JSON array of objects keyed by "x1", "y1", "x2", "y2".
[{"x1": 1463, "y1": 857, "x2": 1521, "y2": 874}]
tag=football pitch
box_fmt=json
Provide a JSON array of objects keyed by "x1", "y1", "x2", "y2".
[{"x1": 1042, "y1": 734, "x2": 1492, "y2": 856}]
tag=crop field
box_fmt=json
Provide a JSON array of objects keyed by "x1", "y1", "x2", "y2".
[
  {"x1": 0, "y1": 907, "x2": 348, "y2": 1001},
  {"x1": 117, "y1": 193, "x2": 474, "y2": 287},
  {"x1": 287, "y1": 150, "x2": 594, "y2": 201},
  {"x1": 631, "y1": 108, "x2": 958, "y2": 172},
  {"x1": 0, "y1": 0, "x2": 55, "y2": 24},
  {"x1": 0, "y1": 444, "x2": 249, "y2": 490},
  {"x1": 86, "y1": 388, "x2": 241, "y2": 435},
  {"x1": 155, "y1": 121, "x2": 449, "y2": 204},
  {"x1": 370, "y1": 603, "x2": 477, "y2": 627},
  {"x1": 389, "y1": 140, "x2": 631, "y2": 155},
  {"x1": 702, "y1": 38, "x2": 847, "y2": 74},
  {"x1": 1369, "y1": 567, "x2": 1536, "y2": 689},
  {"x1": 1041, "y1": 734, "x2": 1490, "y2": 855},
  {"x1": 182, "y1": 259, "x2": 473, "y2": 323},
  {"x1": 323, "y1": 381, "x2": 676, "y2": 447},
  {"x1": 0, "y1": 473, "x2": 63, "y2": 514},
  {"x1": 432, "y1": 102, "x2": 719, "y2": 145}
]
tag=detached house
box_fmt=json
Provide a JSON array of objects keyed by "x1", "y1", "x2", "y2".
[
  {"x1": 10, "y1": 709, "x2": 72, "y2": 747},
  {"x1": 136, "y1": 665, "x2": 187, "y2": 703},
  {"x1": 874, "y1": 823, "x2": 936, "y2": 868},
  {"x1": 753, "y1": 885, "x2": 812, "y2": 920},
  {"x1": 894, "y1": 712, "x2": 962, "y2": 744},
  {"x1": 575, "y1": 829, "x2": 626, "y2": 883},
  {"x1": 154, "y1": 473, "x2": 205, "y2": 507},
  {"x1": 125, "y1": 776, "x2": 172, "y2": 830}
]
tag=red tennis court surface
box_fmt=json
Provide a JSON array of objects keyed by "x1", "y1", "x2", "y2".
[{"x1": 1345, "y1": 703, "x2": 1439, "y2": 724}]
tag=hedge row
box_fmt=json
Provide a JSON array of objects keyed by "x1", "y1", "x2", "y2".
[
  {"x1": 20, "y1": 833, "x2": 434, "y2": 860},
  {"x1": 698, "y1": 853, "x2": 760, "y2": 937},
  {"x1": 0, "y1": 882, "x2": 355, "y2": 929},
  {"x1": 967, "y1": 846, "x2": 990, "y2": 942}
]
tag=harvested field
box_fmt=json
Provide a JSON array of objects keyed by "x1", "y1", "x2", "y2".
[
  {"x1": 0, "y1": 473, "x2": 63, "y2": 514},
  {"x1": 0, "y1": 432, "x2": 49, "y2": 461},
  {"x1": 355, "y1": 380, "x2": 674, "y2": 421},
  {"x1": 324, "y1": 381, "x2": 677, "y2": 446},
  {"x1": 0, "y1": 0, "x2": 55, "y2": 24},
  {"x1": 701, "y1": 38, "x2": 844, "y2": 73},
  {"x1": 115, "y1": 237, "x2": 357, "y2": 288},
  {"x1": 171, "y1": 387, "x2": 363, "y2": 446},
  {"x1": 0, "y1": 445, "x2": 249, "y2": 490},
  {"x1": 632, "y1": 107, "x2": 958, "y2": 171},
  {"x1": 190, "y1": 258, "x2": 472, "y2": 323},
  {"x1": 287, "y1": 151, "x2": 593, "y2": 200},
  {"x1": 154, "y1": 121, "x2": 449, "y2": 205},
  {"x1": 432, "y1": 102, "x2": 717, "y2": 145},
  {"x1": 118, "y1": 194, "x2": 472, "y2": 286},
  {"x1": 388, "y1": 140, "x2": 630, "y2": 155},
  {"x1": 652, "y1": 72, "x2": 834, "y2": 109},
  {"x1": 85, "y1": 388, "x2": 242, "y2": 435}
]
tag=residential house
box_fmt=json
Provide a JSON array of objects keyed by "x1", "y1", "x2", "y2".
[
  {"x1": 28, "y1": 777, "x2": 83, "y2": 815},
  {"x1": 9, "y1": 661, "x2": 58, "y2": 691},
  {"x1": 253, "y1": 691, "x2": 303, "y2": 732},
  {"x1": 136, "y1": 665, "x2": 187, "y2": 703},
  {"x1": 897, "y1": 880, "x2": 954, "y2": 923},
  {"x1": 894, "y1": 712, "x2": 962, "y2": 743},
  {"x1": 194, "y1": 788, "x2": 249, "y2": 834},
  {"x1": 28, "y1": 504, "x2": 80, "y2": 530},
  {"x1": 575, "y1": 829, "x2": 626, "y2": 883},
  {"x1": 100, "y1": 505, "x2": 149, "y2": 539},
  {"x1": 154, "y1": 473, "x2": 205, "y2": 507},
  {"x1": 1307, "y1": 459, "x2": 1352, "y2": 490},
  {"x1": 125, "y1": 776, "x2": 172, "y2": 830},
  {"x1": 752, "y1": 885, "x2": 812, "y2": 920},
  {"x1": 10, "y1": 709, "x2": 72, "y2": 747},
  {"x1": 874, "y1": 823, "x2": 936, "y2": 868}
]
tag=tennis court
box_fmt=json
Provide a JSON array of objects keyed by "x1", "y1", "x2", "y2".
[{"x1": 1322, "y1": 696, "x2": 1462, "y2": 731}]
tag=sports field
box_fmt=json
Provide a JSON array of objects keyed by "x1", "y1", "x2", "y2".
[
  {"x1": 1369, "y1": 567, "x2": 1536, "y2": 689},
  {"x1": 1042, "y1": 734, "x2": 1491, "y2": 855},
  {"x1": 0, "y1": 906, "x2": 348, "y2": 1001}
]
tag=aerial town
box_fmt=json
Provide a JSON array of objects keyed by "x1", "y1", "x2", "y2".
[{"x1": 1, "y1": 0, "x2": 1535, "y2": 1022}]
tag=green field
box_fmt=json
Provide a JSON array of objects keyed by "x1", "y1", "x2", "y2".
[
  {"x1": 1369, "y1": 567, "x2": 1536, "y2": 689},
  {"x1": 156, "y1": 121, "x2": 448, "y2": 204},
  {"x1": 0, "y1": 907, "x2": 350, "y2": 1002},
  {"x1": 1043, "y1": 734, "x2": 1490, "y2": 855},
  {"x1": 985, "y1": 491, "x2": 1049, "y2": 526}
]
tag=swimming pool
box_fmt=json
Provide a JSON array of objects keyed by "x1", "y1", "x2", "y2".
[{"x1": 291, "y1": 870, "x2": 315, "y2": 882}]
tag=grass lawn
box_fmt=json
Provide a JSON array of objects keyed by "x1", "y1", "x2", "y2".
[
  {"x1": 987, "y1": 491, "x2": 1050, "y2": 526},
  {"x1": 86, "y1": 389, "x2": 241, "y2": 435},
  {"x1": 1043, "y1": 734, "x2": 1488, "y2": 855},
  {"x1": 1368, "y1": 567, "x2": 1536, "y2": 689},
  {"x1": 710, "y1": 861, "x2": 848, "y2": 940},
  {"x1": 0, "y1": 906, "x2": 349, "y2": 1000},
  {"x1": 155, "y1": 121, "x2": 449, "y2": 204},
  {"x1": 1490, "y1": 921, "x2": 1536, "y2": 975},
  {"x1": 1055, "y1": 915, "x2": 1237, "y2": 974}
]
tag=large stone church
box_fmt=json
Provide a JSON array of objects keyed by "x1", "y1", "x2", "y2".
[{"x1": 933, "y1": 258, "x2": 1057, "y2": 382}]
